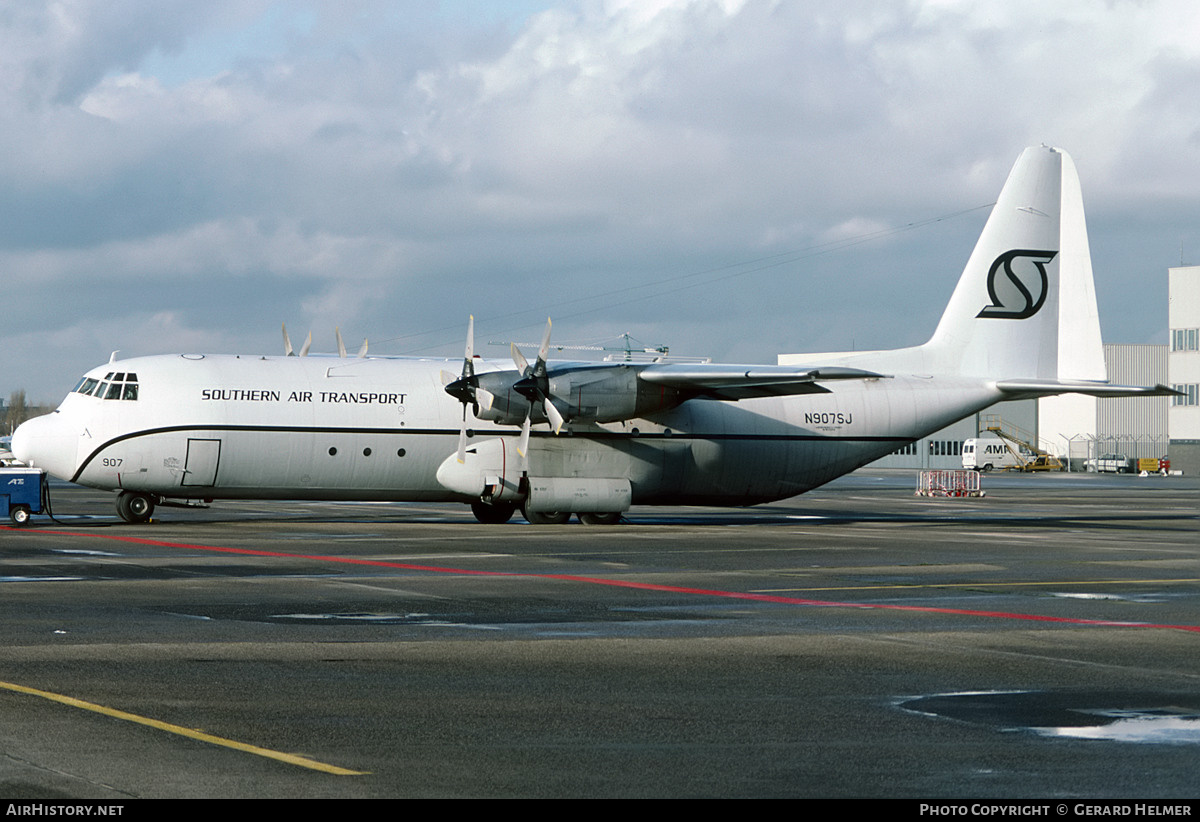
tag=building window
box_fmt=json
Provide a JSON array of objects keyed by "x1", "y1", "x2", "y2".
[
  {"x1": 1172, "y1": 329, "x2": 1199, "y2": 352},
  {"x1": 926, "y1": 440, "x2": 962, "y2": 457},
  {"x1": 1172, "y1": 384, "x2": 1199, "y2": 406}
]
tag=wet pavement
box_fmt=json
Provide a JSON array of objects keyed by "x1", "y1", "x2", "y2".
[{"x1": 1, "y1": 470, "x2": 1198, "y2": 797}]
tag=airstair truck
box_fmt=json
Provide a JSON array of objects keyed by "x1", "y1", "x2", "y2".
[{"x1": 962, "y1": 415, "x2": 1064, "y2": 472}]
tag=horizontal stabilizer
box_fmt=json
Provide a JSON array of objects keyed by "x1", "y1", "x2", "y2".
[{"x1": 996, "y1": 379, "x2": 1181, "y2": 398}]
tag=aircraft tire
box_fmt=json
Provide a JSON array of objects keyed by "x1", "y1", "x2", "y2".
[
  {"x1": 117, "y1": 492, "x2": 155, "y2": 524},
  {"x1": 10, "y1": 505, "x2": 30, "y2": 526},
  {"x1": 578, "y1": 512, "x2": 622, "y2": 525},
  {"x1": 471, "y1": 499, "x2": 515, "y2": 524},
  {"x1": 522, "y1": 508, "x2": 570, "y2": 525}
]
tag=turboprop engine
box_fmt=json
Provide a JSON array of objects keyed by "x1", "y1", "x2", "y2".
[
  {"x1": 436, "y1": 317, "x2": 648, "y2": 522},
  {"x1": 442, "y1": 317, "x2": 685, "y2": 436},
  {"x1": 470, "y1": 363, "x2": 684, "y2": 427}
]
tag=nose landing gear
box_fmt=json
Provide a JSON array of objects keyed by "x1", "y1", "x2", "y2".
[{"x1": 116, "y1": 491, "x2": 156, "y2": 524}]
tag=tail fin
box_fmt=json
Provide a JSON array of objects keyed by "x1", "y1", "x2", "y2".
[{"x1": 925, "y1": 145, "x2": 1107, "y2": 382}]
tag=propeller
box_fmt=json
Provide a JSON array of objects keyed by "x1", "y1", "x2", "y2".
[
  {"x1": 282, "y1": 323, "x2": 312, "y2": 357},
  {"x1": 442, "y1": 316, "x2": 497, "y2": 462},
  {"x1": 511, "y1": 318, "x2": 567, "y2": 453}
]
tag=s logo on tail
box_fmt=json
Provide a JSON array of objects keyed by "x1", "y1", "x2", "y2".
[{"x1": 976, "y1": 249, "x2": 1057, "y2": 319}]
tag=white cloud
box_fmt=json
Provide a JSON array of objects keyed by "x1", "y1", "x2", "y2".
[{"x1": 3, "y1": 0, "x2": 1200, "y2": 401}]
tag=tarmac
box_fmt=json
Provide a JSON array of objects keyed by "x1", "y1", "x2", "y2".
[{"x1": 1, "y1": 470, "x2": 1198, "y2": 798}]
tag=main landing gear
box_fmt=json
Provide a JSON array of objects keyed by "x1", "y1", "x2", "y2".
[
  {"x1": 116, "y1": 491, "x2": 156, "y2": 524},
  {"x1": 522, "y1": 508, "x2": 571, "y2": 525}
]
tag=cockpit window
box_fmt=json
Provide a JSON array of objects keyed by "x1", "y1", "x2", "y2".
[{"x1": 75, "y1": 373, "x2": 139, "y2": 401}]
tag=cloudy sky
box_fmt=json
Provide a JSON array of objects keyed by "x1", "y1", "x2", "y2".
[{"x1": 4, "y1": 0, "x2": 1199, "y2": 402}]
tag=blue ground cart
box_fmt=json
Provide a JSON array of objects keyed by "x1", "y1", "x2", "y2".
[{"x1": 1, "y1": 467, "x2": 46, "y2": 526}]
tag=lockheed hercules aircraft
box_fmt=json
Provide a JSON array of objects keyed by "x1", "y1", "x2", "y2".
[{"x1": 11, "y1": 146, "x2": 1170, "y2": 524}]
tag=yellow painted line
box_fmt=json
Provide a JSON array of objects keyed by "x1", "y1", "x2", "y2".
[
  {"x1": 0, "y1": 679, "x2": 368, "y2": 776},
  {"x1": 761, "y1": 578, "x2": 1200, "y2": 593}
]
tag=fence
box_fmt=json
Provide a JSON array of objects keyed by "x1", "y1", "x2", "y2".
[{"x1": 915, "y1": 470, "x2": 984, "y2": 497}]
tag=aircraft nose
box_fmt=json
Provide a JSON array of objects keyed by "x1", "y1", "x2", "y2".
[{"x1": 11, "y1": 413, "x2": 78, "y2": 480}]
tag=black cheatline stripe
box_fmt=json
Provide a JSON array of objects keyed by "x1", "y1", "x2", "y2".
[{"x1": 72, "y1": 423, "x2": 912, "y2": 483}]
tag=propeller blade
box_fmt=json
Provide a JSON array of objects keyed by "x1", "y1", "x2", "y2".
[
  {"x1": 476, "y1": 387, "x2": 495, "y2": 413},
  {"x1": 357, "y1": 338, "x2": 368, "y2": 358},
  {"x1": 283, "y1": 323, "x2": 295, "y2": 356},
  {"x1": 336, "y1": 327, "x2": 347, "y2": 358},
  {"x1": 517, "y1": 413, "x2": 531, "y2": 457},
  {"x1": 511, "y1": 342, "x2": 529, "y2": 375},
  {"x1": 537, "y1": 317, "x2": 552, "y2": 363},
  {"x1": 446, "y1": 315, "x2": 490, "y2": 411},
  {"x1": 299, "y1": 332, "x2": 312, "y2": 357},
  {"x1": 457, "y1": 412, "x2": 468, "y2": 463},
  {"x1": 545, "y1": 399, "x2": 565, "y2": 434},
  {"x1": 462, "y1": 315, "x2": 477, "y2": 383}
]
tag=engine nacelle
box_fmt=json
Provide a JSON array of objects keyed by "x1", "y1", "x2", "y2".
[
  {"x1": 474, "y1": 364, "x2": 683, "y2": 426},
  {"x1": 435, "y1": 437, "x2": 524, "y2": 503},
  {"x1": 435, "y1": 437, "x2": 632, "y2": 514}
]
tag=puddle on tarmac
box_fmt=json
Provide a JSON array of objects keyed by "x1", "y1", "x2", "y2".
[
  {"x1": 899, "y1": 690, "x2": 1200, "y2": 744},
  {"x1": 0, "y1": 576, "x2": 86, "y2": 583},
  {"x1": 1051, "y1": 591, "x2": 1167, "y2": 603}
]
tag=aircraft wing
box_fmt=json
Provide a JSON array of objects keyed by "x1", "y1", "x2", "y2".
[
  {"x1": 996, "y1": 379, "x2": 1181, "y2": 399},
  {"x1": 638, "y1": 364, "x2": 889, "y2": 400}
]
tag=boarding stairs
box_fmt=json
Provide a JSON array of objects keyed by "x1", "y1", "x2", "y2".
[{"x1": 979, "y1": 414, "x2": 1063, "y2": 471}]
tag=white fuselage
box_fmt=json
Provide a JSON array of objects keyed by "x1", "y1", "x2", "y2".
[{"x1": 17, "y1": 352, "x2": 1002, "y2": 506}]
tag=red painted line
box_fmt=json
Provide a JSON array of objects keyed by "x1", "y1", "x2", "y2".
[{"x1": 17, "y1": 527, "x2": 1200, "y2": 634}]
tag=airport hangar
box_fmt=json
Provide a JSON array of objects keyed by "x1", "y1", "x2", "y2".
[{"x1": 780, "y1": 264, "x2": 1199, "y2": 475}]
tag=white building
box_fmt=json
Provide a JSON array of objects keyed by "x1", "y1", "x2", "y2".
[{"x1": 1169, "y1": 265, "x2": 1200, "y2": 475}]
